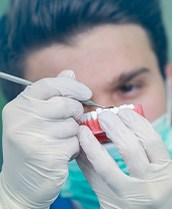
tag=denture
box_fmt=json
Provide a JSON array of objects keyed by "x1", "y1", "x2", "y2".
[{"x1": 80, "y1": 104, "x2": 144, "y2": 143}]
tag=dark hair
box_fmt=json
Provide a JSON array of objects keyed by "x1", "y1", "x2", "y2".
[{"x1": 0, "y1": 0, "x2": 168, "y2": 101}]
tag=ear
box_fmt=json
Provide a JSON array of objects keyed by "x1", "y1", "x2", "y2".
[
  {"x1": 165, "y1": 64, "x2": 172, "y2": 79},
  {"x1": 166, "y1": 64, "x2": 172, "y2": 123}
]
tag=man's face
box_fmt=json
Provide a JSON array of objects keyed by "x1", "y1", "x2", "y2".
[{"x1": 25, "y1": 24, "x2": 167, "y2": 122}]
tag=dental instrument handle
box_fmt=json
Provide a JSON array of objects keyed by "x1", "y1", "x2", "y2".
[
  {"x1": 0, "y1": 71, "x2": 107, "y2": 108},
  {"x1": 0, "y1": 72, "x2": 32, "y2": 86}
]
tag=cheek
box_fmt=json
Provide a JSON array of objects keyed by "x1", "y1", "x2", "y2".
[{"x1": 140, "y1": 92, "x2": 167, "y2": 122}]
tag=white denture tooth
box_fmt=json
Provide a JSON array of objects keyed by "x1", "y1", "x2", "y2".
[
  {"x1": 120, "y1": 104, "x2": 129, "y2": 109},
  {"x1": 128, "y1": 104, "x2": 135, "y2": 109},
  {"x1": 96, "y1": 108, "x2": 103, "y2": 114},
  {"x1": 124, "y1": 104, "x2": 129, "y2": 109},
  {"x1": 110, "y1": 107, "x2": 119, "y2": 114},
  {"x1": 102, "y1": 109, "x2": 110, "y2": 113},
  {"x1": 118, "y1": 105, "x2": 123, "y2": 110},
  {"x1": 91, "y1": 111, "x2": 97, "y2": 120},
  {"x1": 87, "y1": 112, "x2": 92, "y2": 121}
]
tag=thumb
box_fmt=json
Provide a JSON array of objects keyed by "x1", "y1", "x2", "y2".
[{"x1": 58, "y1": 70, "x2": 76, "y2": 79}]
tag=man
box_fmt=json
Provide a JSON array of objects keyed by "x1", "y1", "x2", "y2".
[{"x1": 0, "y1": 0, "x2": 172, "y2": 208}]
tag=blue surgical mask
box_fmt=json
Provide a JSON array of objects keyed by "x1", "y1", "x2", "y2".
[
  {"x1": 152, "y1": 113, "x2": 172, "y2": 158},
  {"x1": 60, "y1": 113, "x2": 172, "y2": 209},
  {"x1": 61, "y1": 143, "x2": 127, "y2": 209}
]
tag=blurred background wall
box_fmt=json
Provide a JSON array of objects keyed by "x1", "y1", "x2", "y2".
[
  {"x1": 0, "y1": 0, "x2": 8, "y2": 15},
  {"x1": 0, "y1": 0, "x2": 172, "y2": 170}
]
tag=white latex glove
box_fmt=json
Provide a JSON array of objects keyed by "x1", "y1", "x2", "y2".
[
  {"x1": 76, "y1": 109, "x2": 172, "y2": 209},
  {"x1": 0, "y1": 70, "x2": 92, "y2": 209}
]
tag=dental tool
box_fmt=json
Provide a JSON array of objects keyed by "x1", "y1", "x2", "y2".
[
  {"x1": 81, "y1": 100, "x2": 113, "y2": 108},
  {"x1": 0, "y1": 71, "x2": 111, "y2": 108},
  {"x1": 0, "y1": 72, "x2": 32, "y2": 86}
]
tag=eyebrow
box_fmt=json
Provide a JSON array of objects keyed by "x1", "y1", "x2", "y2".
[{"x1": 112, "y1": 68, "x2": 150, "y2": 87}]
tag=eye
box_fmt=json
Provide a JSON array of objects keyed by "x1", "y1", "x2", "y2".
[
  {"x1": 115, "y1": 81, "x2": 143, "y2": 99},
  {"x1": 113, "y1": 72, "x2": 149, "y2": 100},
  {"x1": 119, "y1": 83, "x2": 139, "y2": 93}
]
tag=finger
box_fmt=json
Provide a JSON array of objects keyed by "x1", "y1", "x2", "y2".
[
  {"x1": 18, "y1": 95, "x2": 84, "y2": 120},
  {"x1": 98, "y1": 111, "x2": 150, "y2": 177},
  {"x1": 36, "y1": 136, "x2": 80, "y2": 163},
  {"x1": 118, "y1": 109, "x2": 170, "y2": 163},
  {"x1": 28, "y1": 118, "x2": 80, "y2": 139},
  {"x1": 77, "y1": 126, "x2": 129, "y2": 192},
  {"x1": 76, "y1": 148, "x2": 107, "y2": 190},
  {"x1": 76, "y1": 149, "x2": 128, "y2": 207},
  {"x1": 22, "y1": 73, "x2": 92, "y2": 101},
  {"x1": 57, "y1": 69, "x2": 76, "y2": 79}
]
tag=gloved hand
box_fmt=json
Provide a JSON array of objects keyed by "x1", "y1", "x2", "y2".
[
  {"x1": 76, "y1": 109, "x2": 172, "y2": 209},
  {"x1": 0, "y1": 70, "x2": 92, "y2": 209}
]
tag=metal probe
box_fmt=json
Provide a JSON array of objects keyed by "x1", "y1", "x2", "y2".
[{"x1": 0, "y1": 71, "x2": 111, "y2": 108}]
